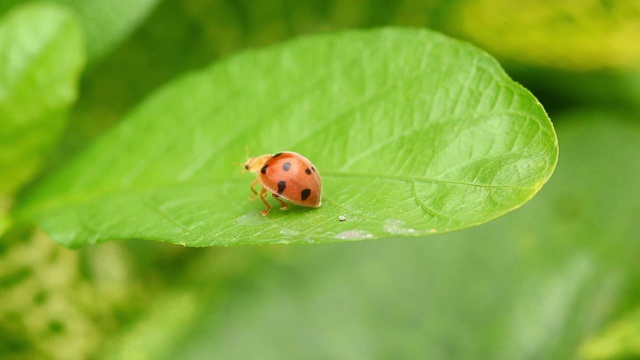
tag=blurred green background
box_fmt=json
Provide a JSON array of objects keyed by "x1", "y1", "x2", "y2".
[{"x1": 1, "y1": 0, "x2": 639, "y2": 359}]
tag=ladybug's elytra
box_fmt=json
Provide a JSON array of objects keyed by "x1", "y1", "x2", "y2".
[{"x1": 243, "y1": 151, "x2": 322, "y2": 216}]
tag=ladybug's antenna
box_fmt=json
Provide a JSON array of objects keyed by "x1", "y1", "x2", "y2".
[{"x1": 233, "y1": 146, "x2": 251, "y2": 173}]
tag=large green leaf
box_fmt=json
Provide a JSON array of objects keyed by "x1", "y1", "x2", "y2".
[
  {"x1": 100, "y1": 114, "x2": 639, "y2": 359},
  {"x1": 0, "y1": 4, "x2": 84, "y2": 198},
  {"x1": 16, "y1": 28, "x2": 557, "y2": 247}
]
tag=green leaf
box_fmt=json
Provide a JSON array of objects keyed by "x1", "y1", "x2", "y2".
[
  {"x1": 445, "y1": 0, "x2": 640, "y2": 70},
  {"x1": 579, "y1": 306, "x2": 640, "y2": 360},
  {"x1": 0, "y1": 0, "x2": 159, "y2": 64},
  {"x1": 0, "y1": 3, "x2": 84, "y2": 197},
  {"x1": 55, "y1": 0, "x2": 159, "y2": 63},
  {"x1": 16, "y1": 28, "x2": 558, "y2": 247}
]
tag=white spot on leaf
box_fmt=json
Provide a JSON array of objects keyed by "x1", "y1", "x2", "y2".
[
  {"x1": 334, "y1": 230, "x2": 373, "y2": 240},
  {"x1": 384, "y1": 219, "x2": 416, "y2": 234}
]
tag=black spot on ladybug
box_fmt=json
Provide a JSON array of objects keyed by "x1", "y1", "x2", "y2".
[
  {"x1": 277, "y1": 180, "x2": 286, "y2": 195},
  {"x1": 261, "y1": 164, "x2": 268, "y2": 174},
  {"x1": 311, "y1": 166, "x2": 316, "y2": 172},
  {"x1": 305, "y1": 168, "x2": 312, "y2": 175},
  {"x1": 301, "y1": 188, "x2": 311, "y2": 201},
  {"x1": 283, "y1": 162, "x2": 291, "y2": 171},
  {"x1": 273, "y1": 152, "x2": 283, "y2": 158}
]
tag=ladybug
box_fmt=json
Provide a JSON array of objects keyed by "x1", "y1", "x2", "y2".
[{"x1": 243, "y1": 151, "x2": 322, "y2": 216}]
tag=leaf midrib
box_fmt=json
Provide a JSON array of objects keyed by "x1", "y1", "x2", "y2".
[{"x1": 17, "y1": 168, "x2": 536, "y2": 220}]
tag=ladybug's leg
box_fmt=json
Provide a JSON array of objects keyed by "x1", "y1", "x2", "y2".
[
  {"x1": 272, "y1": 194, "x2": 289, "y2": 211},
  {"x1": 248, "y1": 179, "x2": 260, "y2": 200},
  {"x1": 259, "y1": 188, "x2": 272, "y2": 216}
]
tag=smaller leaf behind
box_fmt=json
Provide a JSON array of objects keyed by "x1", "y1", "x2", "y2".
[
  {"x1": 0, "y1": 0, "x2": 159, "y2": 64},
  {"x1": 0, "y1": 3, "x2": 84, "y2": 198}
]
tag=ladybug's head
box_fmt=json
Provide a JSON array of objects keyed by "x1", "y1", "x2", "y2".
[
  {"x1": 242, "y1": 146, "x2": 272, "y2": 173},
  {"x1": 243, "y1": 154, "x2": 271, "y2": 173}
]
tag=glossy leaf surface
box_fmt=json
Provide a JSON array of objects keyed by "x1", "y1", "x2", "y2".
[{"x1": 17, "y1": 28, "x2": 557, "y2": 247}]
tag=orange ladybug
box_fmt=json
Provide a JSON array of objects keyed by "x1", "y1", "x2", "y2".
[{"x1": 243, "y1": 151, "x2": 322, "y2": 216}]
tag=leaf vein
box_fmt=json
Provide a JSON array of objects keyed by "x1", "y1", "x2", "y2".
[
  {"x1": 322, "y1": 172, "x2": 533, "y2": 189},
  {"x1": 411, "y1": 182, "x2": 450, "y2": 220}
]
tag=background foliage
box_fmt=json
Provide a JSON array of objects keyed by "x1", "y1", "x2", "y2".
[{"x1": 1, "y1": 0, "x2": 639, "y2": 359}]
